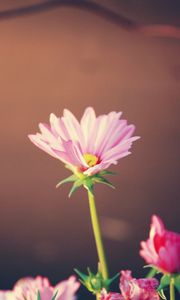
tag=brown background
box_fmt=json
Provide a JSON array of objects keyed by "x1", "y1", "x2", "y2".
[{"x1": 0, "y1": 1, "x2": 180, "y2": 298}]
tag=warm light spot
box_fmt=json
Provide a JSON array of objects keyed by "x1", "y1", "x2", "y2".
[{"x1": 83, "y1": 153, "x2": 99, "y2": 167}]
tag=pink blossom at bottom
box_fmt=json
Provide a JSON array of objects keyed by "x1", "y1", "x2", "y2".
[
  {"x1": 120, "y1": 270, "x2": 159, "y2": 300},
  {"x1": 101, "y1": 271, "x2": 159, "y2": 300},
  {"x1": 101, "y1": 289, "x2": 123, "y2": 300},
  {"x1": 0, "y1": 291, "x2": 14, "y2": 300},
  {"x1": 0, "y1": 276, "x2": 80, "y2": 300}
]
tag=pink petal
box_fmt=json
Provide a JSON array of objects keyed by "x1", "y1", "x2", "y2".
[
  {"x1": 63, "y1": 109, "x2": 85, "y2": 151},
  {"x1": 150, "y1": 215, "x2": 165, "y2": 239},
  {"x1": 102, "y1": 137, "x2": 139, "y2": 162},
  {"x1": 50, "y1": 113, "x2": 70, "y2": 141},
  {"x1": 28, "y1": 134, "x2": 60, "y2": 159},
  {"x1": 80, "y1": 107, "x2": 96, "y2": 150},
  {"x1": 92, "y1": 112, "x2": 123, "y2": 156},
  {"x1": 97, "y1": 117, "x2": 125, "y2": 156},
  {"x1": 83, "y1": 161, "x2": 111, "y2": 176}
]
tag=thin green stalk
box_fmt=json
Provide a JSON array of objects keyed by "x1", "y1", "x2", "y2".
[
  {"x1": 170, "y1": 278, "x2": 175, "y2": 300},
  {"x1": 88, "y1": 191, "x2": 109, "y2": 280}
]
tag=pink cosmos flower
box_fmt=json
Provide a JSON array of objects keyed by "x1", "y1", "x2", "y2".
[
  {"x1": 29, "y1": 108, "x2": 139, "y2": 176},
  {"x1": 140, "y1": 215, "x2": 180, "y2": 274},
  {"x1": 101, "y1": 270, "x2": 159, "y2": 300},
  {"x1": 0, "y1": 276, "x2": 79, "y2": 300}
]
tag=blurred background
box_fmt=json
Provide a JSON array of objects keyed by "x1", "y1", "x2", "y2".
[{"x1": 0, "y1": 0, "x2": 180, "y2": 298}]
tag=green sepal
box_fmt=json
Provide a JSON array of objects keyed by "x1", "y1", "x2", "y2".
[
  {"x1": 92, "y1": 175, "x2": 115, "y2": 189},
  {"x1": 105, "y1": 272, "x2": 120, "y2": 287},
  {"x1": 83, "y1": 177, "x2": 94, "y2": 196},
  {"x1": 56, "y1": 169, "x2": 116, "y2": 197},
  {"x1": 144, "y1": 267, "x2": 159, "y2": 278},
  {"x1": 74, "y1": 268, "x2": 89, "y2": 282},
  {"x1": 157, "y1": 274, "x2": 171, "y2": 293},
  {"x1": 68, "y1": 179, "x2": 84, "y2": 197},
  {"x1": 51, "y1": 290, "x2": 58, "y2": 300},
  {"x1": 157, "y1": 273, "x2": 180, "y2": 296},
  {"x1": 98, "y1": 170, "x2": 116, "y2": 176},
  {"x1": 56, "y1": 175, "x2": 77, "y2": 188},
  {"x1": 74, "y1": 267, "x2": 119, "y2": 294},
  {"x1": 37, "y1": 291, "x2": 41, "y2": 300}
]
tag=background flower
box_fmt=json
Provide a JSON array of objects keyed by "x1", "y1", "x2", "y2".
[
  {"x1": 140, "y1": 215, "x2": 180, "y2": 274},
  {"x1": 120, "y1": 270, "x2": 159, "y2": 300},
  {"x1": 101, "y1": 270, "x2": 159, "y2": 300},
  {"x1": 29, "y1": 107, "x2": 139, "y2": 176},
  {"x1": 0, "y1": 276, "x2": 80, "y2": 300}
]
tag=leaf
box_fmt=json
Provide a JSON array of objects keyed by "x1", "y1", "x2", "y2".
[
  {"x1": 51, "y1": 290, "x2": 58, "y2": 300},
  {"x1": 37, "y1": 291, "x2": 41, "y2": 300},
  {"x1": 68, "y1": 180, "x2": 83, "y2": 197},
  {"x1": 56, "y1": 175, "x2": 77, "y2": 188},
  {"x1": 158, "y1": 289, "x2": 167, "y2": 300}
]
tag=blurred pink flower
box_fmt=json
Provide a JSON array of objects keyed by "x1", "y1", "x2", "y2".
[
  {"x1": 120, "y1": 270, "x2": 159, "y2": 300},
  {"x1": 140, "y1": 215, "x2": 180, "y2": 274},
  {"x1": 101, "y1": 289, "x2": 123, "y2": 300},
  {"x1": 0, "y1": 291, "x2": 14, "y2": 300},
  {"x1": 101, "y1": 270, "x2": 159, "y2": 300},
  {"x1": 0, "y1": 276, "x2": 79, "y2": 300},
  {"x1": 29, "y1": 107, "x2": 139, "y2": 175}
]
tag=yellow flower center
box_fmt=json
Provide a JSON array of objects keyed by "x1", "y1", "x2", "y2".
[{"x1": 83, "y1": 153, "x2": 99, "y2": 167}]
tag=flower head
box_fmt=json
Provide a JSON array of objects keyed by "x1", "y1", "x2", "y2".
[
  {"x1": 101, "y1": 270, "x2": 159, "y2": 300},
  {"x1": 29, "y1": 107, "x2": 139, "y2": 176},
  {"x1": 119, "y1": 270, "x2": 159, "y2": 300},
  {"x1": 0, "y1": 291, "x2": 14, "y2": 300},
  {"x1": 140, "y1": 215, "x2": 180, "y2": 274},
  {"x1": 0, "y1": 276, "x2": 80, "y2": 300}
]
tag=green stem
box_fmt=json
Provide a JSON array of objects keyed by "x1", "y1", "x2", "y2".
[
  {"x1": 88, "y1": 191, "x2": 109, "y2": 280},
  {"x1": 96, "y1": 293, "x2": 100, "y2": 300},
  {"x1": 170, "y1": 278, "x2": 175, "y2": 300}
]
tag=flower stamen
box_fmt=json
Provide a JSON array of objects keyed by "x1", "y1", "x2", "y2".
[{"x1": 83, "y1": 153, "x2": 99, "y2": 167}]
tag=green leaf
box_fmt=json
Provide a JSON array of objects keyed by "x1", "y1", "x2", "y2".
[
  {"x1": 51, "y1": 290, "x2": 58, "y2": 300},
  {"x1": 56, "y1": 175, "x2": 77, "y2": 188},
  {"x1": 68, "y1": 180, "x2": 83, "y2": 197},
  {"x1": 158, "y1": 289, "x2": 167, "y2": 300},
  {"x1": 158, "y1": 274, "x2": 171, "y2": 291},
  {"x1": 37, "y1": 291, "x2": 41, "y2": 300}
]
